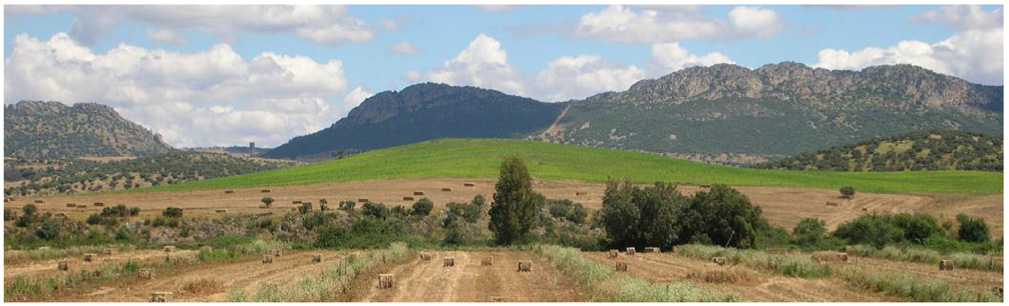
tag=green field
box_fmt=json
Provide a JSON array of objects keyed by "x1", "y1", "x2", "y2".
[{"x1": 149, "y1": 139, "x2": 1002, "y2": 194}]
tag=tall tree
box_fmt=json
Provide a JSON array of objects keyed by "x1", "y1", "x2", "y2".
[{"x1": 489, "y1": 156, "x2": 543, "y2": 245}]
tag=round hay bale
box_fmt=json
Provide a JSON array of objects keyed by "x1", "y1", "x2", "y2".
[
  {"x1": 378, "y1": 274, "x2": 394, "y2": 289},
  {"x1": 443, "y1": 257, "x2": 455, "y2": 267},
  {"x1": 272, "y1": 249, "x2": 283, "y2": 257},
  {"x1": 615, "y1": 262, "x2": 628, "y2": 271},
  {"x1": 215, "y1": 209, "x2": 227, "y2": 213},
  {"x1": 517, "y1": 261, "x2": 532, "y2": 272},
  {"x1": 626, "y1": 247, "x2": 636, "y2": 256},
  {"x1": 481, "y1": 257, "x2": 493, "y2": 266},
  {"x1": 34, "y1": 200, "x2": 44, "y2": 204},
  {"x1": 838, "y1": 252, "x2": 849, "y2": 262},
  {"x1": 712, "y1": 257, "x2": 727, "y2": 266},
  {"x1": 57, "y1": 262, "x2": 69, "y2": 271},
  {"x1": 358, "y1": 198, "x2": 369, "y2": 203},
  {"x1": 608, "y1": 249, "x2": 619, "y2": 258}
]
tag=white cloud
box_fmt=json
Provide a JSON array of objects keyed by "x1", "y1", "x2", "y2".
[
  {"x1": 532, "y1": 55, "x2": 645, "y2": 101},
  {"x1": 389, "y1": 41, "x2": 420, "y2": 55},
  {"x1": 378, "y1": 16, "x2": 412, "y2": 31},
  {"x1": 475, "y1": 5, "x2": 516, "y2": 12},
  {"x1": 649, "y1": 42, "x2": 734, "y2": 75},
  {"x1": 402, "y1": 70, "x2": 422, "y2": 81},
  {"x1": 814, "y1": 5, "x2": 1003, "y2": 85},
  {"x1": 574, "y1": 5, "x2": 784, "y2": 43},
  {"x1": 427, "y1": 34, "x2": 525, "y2": 96},
  {"x1": 4, "y1": 33, "x2": 354, "y2": 147},
  {"x1": 910, "y1": 5, "x2": 1003, "y2": 31},
  {"x1": 146, "y1": 28, "x2": 186, "y2": 45},
  {"x1": 29, "y1": 5, "x2": 375, "y2": 45},
  {"x1": 343, "y1": 86, "x2": 372, "y2": 110}
]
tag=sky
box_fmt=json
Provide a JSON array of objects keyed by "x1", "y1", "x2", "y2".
[{"x1": 3, "y1": 4, "x2": 1004, "y2": 148}]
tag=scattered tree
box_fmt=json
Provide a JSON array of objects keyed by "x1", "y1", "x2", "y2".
[{"x1": 489, "y1": 157, "x2": 544, "y2": 245}]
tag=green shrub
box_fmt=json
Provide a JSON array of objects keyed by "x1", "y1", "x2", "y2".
[
  {"x1": 162, "y1": 207, "x2": 183, "y2": 218},
  {"x1": 956, "y1": 214, "x2": 990, "y2": 243},
  {"x1": 314, "y1": 218, "x2": 402, "y2": 249},
  {"x1": 838, "y1": 267, "x2": 1001, "y2": 302},
  {"x1": 411, "y1": 198, "x2": 434, "y2": 216},
  {"x1": 548, "y1": 199, "x2": 588, "y2": 224},
  {"x1": 361, "y1": 202, "x2": 388, "y2": 219},
  {"x1": 839, "y1": 186, "x2": 855, "y2": 198}
]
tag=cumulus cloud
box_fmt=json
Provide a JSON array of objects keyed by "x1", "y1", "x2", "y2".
[
  {"x1": 146, "y1": 28, "x2": 187, "y2": 45},
  {"x1": 343, "y1": 86, "x2": 372, "y2": 110},
  {"x1": 4, "y1": 33, "x2": 353, "y2": 147},
  {"x1": 16, "y1": 5, "x2": 375, "y2": 45},
  {"x1": 532, "y1": 55, "x2": 645, "y2": 101},
  {"x1": 378, "y1": 16, "x2": 412, "y2": 31},
  {"x1": 389, "y1": 41, "x2": 420, "y2": 55},
  {"x1": 574, "y1": 5, "x2": 784, "y2": 43},
  {"x1": 475, "y1": 5, "x2": 516, "y2": 12},
  {"x1": 649, "y1": 42, "x2": 734, "y2": 76},
  {"x1": 814, "y1": 5, "x2": 1003, "y2": 85},
  {"x1": 402, "y1": 70, "x2": 422, "y2": 81},
  {"x1": 428, "y1": 34, "x2": 525, "y2": 96}
]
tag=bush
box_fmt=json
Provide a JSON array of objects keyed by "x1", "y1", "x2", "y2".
[
  {"x1": 548, "y1": 199, "x2": 588, "y2": 224},
  {"x1": 956, "y1": 214, "x2": 990, "y2": 243},
  {"x1": 314, "y1": 218, "x2": 402, "y2": 249},
  {"x1": 162, "y1": 207, "x2": 183, "y2": 218},
  {"x1": 411, "y1": 198, "x2": 434, "y2": 216},
  {"x1": 33, "y1": 219, "x2": 61, "y2": 240},
  {"x1": 793, "y1": 218, "x2": 827, "y2": 247},
  {"x1": 833, "y1": 215, "x2": 904, "y2": 248},
  {"x1": 298, "y1": 202, "x2": 312, "y2": 214},
  {"x1": 839, "y1": 186, "x2": 856, "y2": 198},
  {"x1": 447, "y1": 201, "x2": 482, "y2": 223},
  {"x1": 3, "y1": 208, "x2": 11, "y2": 221},
  {"x1": 361, "y1": 202, "x2": 388, "y2": 219},
  {"x1": 338, "y1": 201, "x2": 356, "y2": 212},
  {"x1": 680, "y1": 184, "x2": 766, "y2": 248},
  {"x1": 22, "y1": 204, "x2": 37, "y2": 216}
]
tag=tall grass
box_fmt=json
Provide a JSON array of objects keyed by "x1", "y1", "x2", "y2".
[
  {"x1": 677, "y1": 244, "x2": 832, "y2": 278},
  {"x1": 4, "y1": 245, "x2": 136, "y2": 265},
  {"x1": 845, "y1": 245, "x2": 1002, "y2": 271},
  {"x1": 838, "y1": 267, "x2": 1002, "y2": 302},
  {"x1": 535, "y1": 245, "x2": 737, "y2": 302},
  {"x1": 196, "y1": 239, "x2": 287, "y2": 263},
  {"x1": 229, "y1": 242, "x2": 410, "y2": 302},
  {"x1": 5, "y1": 260, "x2": 140, "y2": 301}
]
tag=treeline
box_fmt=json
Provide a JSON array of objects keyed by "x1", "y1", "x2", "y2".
[
  {"x1": 762, "y1": 130, "x2": 1002, "y2": 171},
  {"x1": 4, "y1": 152, "x2": 291, "y2": 196}
]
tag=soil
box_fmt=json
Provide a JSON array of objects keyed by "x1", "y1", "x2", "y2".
[{"x1": 356, "y1": 250, "x2": 585, "y2": 302}]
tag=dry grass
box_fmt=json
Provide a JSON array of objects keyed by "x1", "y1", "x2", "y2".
[
  {"x1": 180, "y1": 279, "x2": 224, "y2": 296},
  {"x1": 685, "y1": 268, "x2": 756, "y2": 284}
]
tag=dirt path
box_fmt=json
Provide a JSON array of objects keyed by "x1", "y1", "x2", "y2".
[
  {"x1": 540, "y1": 103, "x2": 572, "y2": 141},
  {"x1": 66, "y1": 250, "x2": 346, "y2": 302},
  {"x1": 4, "y1": 249, "x2": 197, "y2": 283},
  {"x1": 584, "y1": 252, "x2": 892, "y2": 302},
  {"x1": 358, "y1": 250, "x2": 584, "y2": 302}
]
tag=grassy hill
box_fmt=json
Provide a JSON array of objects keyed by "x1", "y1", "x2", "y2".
[
  {"x1": 144, "y1": 139, "x2": 1002, "y2": 195},
  {"x1": 763, "y1": 130, "x2": 1002, "y2": 171}
]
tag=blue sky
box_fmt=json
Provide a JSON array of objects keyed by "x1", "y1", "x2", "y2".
[{"x1": 3, "y1": 5, "x2": 1003, "y2": 147}]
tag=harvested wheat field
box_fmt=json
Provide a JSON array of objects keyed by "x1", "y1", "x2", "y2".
[
  {"x1": 10, "y1": 178, "x2": 1000, "y2": 235},
  {"x1": 584, "y1": 251, "x2": 893, "y2": 302},
  {"x1": 358, "y1": 250, "x2": 584, "y2": 302},
  {"x1": 836, "y1": 256, "x2": 1004, "y2": 293},
  {"x1": 58, "y1": 251, "x2": 347, "y2": 302},
  {"x1": 4, "y1": 249, "x2": 198, "y2": 283}
]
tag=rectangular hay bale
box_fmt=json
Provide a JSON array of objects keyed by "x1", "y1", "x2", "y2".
[
  {"x1": 58, "y1": 262, "x2": 69, "y2": 271},
  {"x1": 262, "y1": 255, "x2": 274, "y2": 264},
  {"x1": 517, "y1": 261, "x2": 532, "y2": 272},
  {"x1": 93, "y1": 202, "x2": 104, "y2": 207},
  {"x1": 224, "y1": 190, "x2": 234, "y2": 194},
  {"x1": 463, "y1": 183, "x2": 475, "y2": 187},
  {"x1": 261, "y1": 189, "x2": 271, "y2": 193},
  {"x1": 481, "y1": 257, "x2": 493, "y2": 266},
  {"x1": 420, "y1": 252, "x2": 433, "y2": 260},
  {"x1": 626, "y1": 247, "x2": 636, "y2": 256},
  {"x1": 609, "y1": 249, "x2": 619, "y2": 258},
  {"x1": 615, "y1": 262, "x2": 628, "y2": 271},
  {"x1": 444, "y1": 257, "x2": 455, "y2": 267},
  {"x1": 441, "y1": 188, "x2": 452, "y2": 192},
  {"x1": 939, "y1": 259, "x2": 954, "y2": 271},
  {"x1": 378, "y1": 274, "x2": 394, "y2": 289},
  {"x1": 644, "y1": 247, "x2": 660, "y2": 253},
  {"x1": 403, "y1": 196, "x2": 415, "y2": 201},
  {"x1": 83, "y1": 253, "x2": 95, "y2": 262},
  {"x1": 413, "y1": 191, "x2": 425, "y2": 196},
  {"x1": 66, "y1": 203, "x2": 76, "y2": 207}
]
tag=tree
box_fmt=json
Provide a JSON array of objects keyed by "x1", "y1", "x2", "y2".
[
  {"x1": 839, "y1": 186, "x2": 856, "y2": 198},
  {"x1": 162, "y1": 207, "x2": 183, "y2": 218},
  {"x1": 956, "y1": 213, "x2": 990, "y2": 243},
  {"x1": 793, "y1": 218, "x2": 827, "y2": 247},
  {"x1": 680, "y1": 185, "x2": 764, "y2": 248},
  {"x1": 261, "y1": 197, "x2": 275, "y2": 208},
  {"x1": 488, "y1": 157, "x2": 544, "y2": 245},
  {"x1": 411, "y1": 198, "x2": 434, "y2": 216},
  {"x1": 22, "y1": 204, "x2": 37, "y2": 216},
  {"x1": 361, "y1": 202, "x2": 389, "y2": 219},
  {"x1": 298, "y1": 202, "x2": 313, "y2": 214},
  {"x1": 600, "y1": 179, "x2": 641, "y2": 247}
]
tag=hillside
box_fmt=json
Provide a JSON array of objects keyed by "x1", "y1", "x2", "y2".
[
  {"x1": 264, "y1": 83, "x2": 565, "y2": 159},
  {"x1": 154, "y1": 139, "x2": 1001, "y2": 194},
  {"x1": 540, "y1": 63, "x2": 1003, "y2": 155},
  {"x1": 4, "y1": 101, "x2": 174, "y2": 159},
  {"x1": 762, "y1": 131, "x2": 1003, "y2": 171},
  {"x1": 3, "y1": 152, "x2": 294, "y2": 196}
]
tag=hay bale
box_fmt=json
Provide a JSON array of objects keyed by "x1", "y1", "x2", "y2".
[
  {"x1": 811, "y1": 251, "x2": 847, "y2": 263},
  {"x1": 463, "y1": 183, "x2": 475, "y2": 187},
  {"x1": 199, "y1": 246, "x2": 212, "y2": 252},
  {"x1": 66, "y1": 203, "x2": 76, "y2": 207},
  {"x1": 77, "y1": 204, "x2": 88, "y2": 208},
  {"x1": 838, "y1": 252, "x2": 849, "y2": 262},
  {"x1": 57, "y1": 262, "x2": 69, "y2": 271},
  {"x1": 313, "y1": 254, "x2": 322, "y2": 263},
  {"x1": 481, "y1": 257, "x2": 493, "y2": 266},
  {"x1": 517, "y1": 261, "x2": 532, "y2": 272},
  {"x1": 55, "y1": 213, "x2": 67, "y2": 218},
  {"x1": 490, "y1": 296, "x2": 508, "y2": 302},
  {"x1": 644, "y1": 247, "x2": 661, "y2": 253},
  {"x1": 413, "y1": 191, "x2": 425, "y2": 196},
  {"x1": 575, "y1": 191, "x2": 587, "y2": 196},
  {"x1": 224, "y1": 190, "x2": 234, "y2": 194},
  {"x1": 403, "y1": 196, "x2": 415, "y2": 201},
  {"x1": 163, "y1": 245, "x2": 176, "y2": 253},
  {"x1": 441, "y1": 188, "x2": 452, "y2": 192},
  {"x1": 939, "y1": 259, "x2": 954, "y2": 271},
  {"x1": 420, "y1": 252, "x2": 433, "y2": 261},
  {"x1": 102, "y1": 248, "x2": 115, "y2": 256},
  {"x1": 609, "y1": 249, "x2": 619, "y2": 258},
  {"x1": 700, "y1": 184, "x2": 712, "y2": 188},
  {"x1": 861, "y1": 207, "x2": 868, "y2": 212},
  {"x1": 83, "y1": 253, "x2": 95, "y2": 262},
  {"x1": 139, "y1": 269, "x2": 153, "y2": 279},
  {"x1": 292, "y1": 200, "x2": 302, "y2": 204},
  {"x1": 626, "y1": 247, "x2": 636, "y2": 256},
  {"x1": 262, "y1": 255, "x2": 273, "y2": 264},
  {"x1": 444, "y1": 257, "x2": 455, "y2": 267},
  {"x1": 261, "y1": 189, "x2": 271, "y2": 193},
  {"x1": 712, "y1": 257, "x2": 727, "y2": 266},
  {"x1": 93, "y1": 202, "x2": 104, "y2": 207},
  {"x1": 358, "y1": 198, "x2": 369, "y2": 203},
  {"x1": 378, "y1": 274, "x2": 394, "y2": 289},
  {"x1": 615, "y1": 262, "x2": 628, "y2": 271},
  {"x1": 826, "y1": 202, "x2": 839, "y2": 207},
  {"x1": 215, "y1": 209, "x2": 227, "y2": 213},
  {"x1": 34, "y1": 200, "x2": 44, "y2": 204},
  {"x1": 149, "y1": 291, "x2": 172, "y2": 302},
  {"x1": 272, "y1": 249, "x2": 283, "y2": 257}
]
